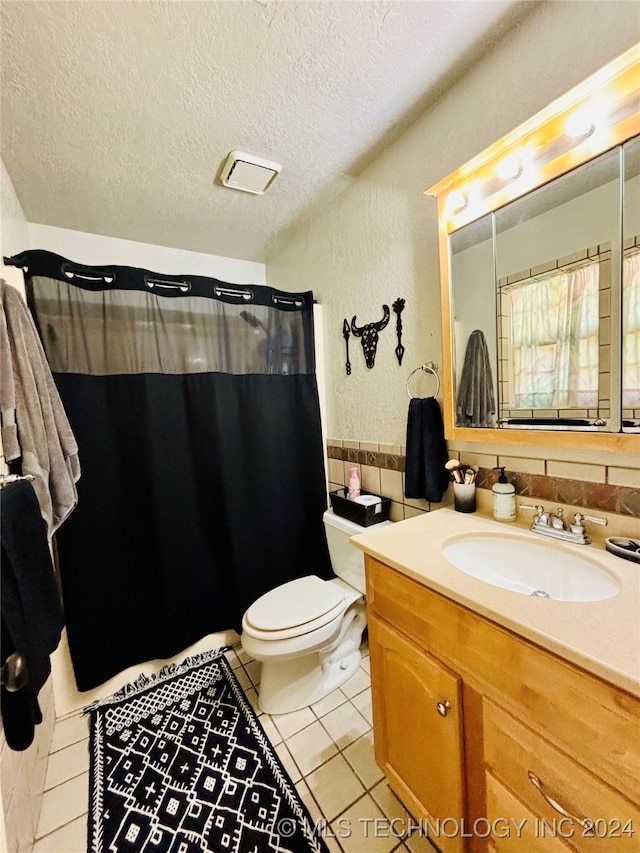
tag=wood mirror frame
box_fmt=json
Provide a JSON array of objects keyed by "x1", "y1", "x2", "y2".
[{"x1": 427, "y1": 44, "x2": 640, "y2": 453}]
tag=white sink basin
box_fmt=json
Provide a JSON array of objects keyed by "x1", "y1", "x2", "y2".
[{"x1": 442, "y1": 534, "x2": 620, "y2": 602}]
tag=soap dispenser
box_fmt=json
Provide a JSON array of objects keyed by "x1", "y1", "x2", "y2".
[{"x1": 492, "y1": 467, "x2": 516, "y2": 522}]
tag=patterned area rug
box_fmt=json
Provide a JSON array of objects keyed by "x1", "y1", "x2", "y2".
[{"x1": 85, "y1": 649, "x2": 328, "y2": 853}]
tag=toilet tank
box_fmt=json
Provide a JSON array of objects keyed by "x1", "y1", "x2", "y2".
[{"x1": 323, "y1": 509, "x2": 391, "y2": 595}]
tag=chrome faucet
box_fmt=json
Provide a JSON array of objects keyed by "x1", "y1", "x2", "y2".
[{"x1": 519, "y1": 503, "x2": 607, "y2": 545}]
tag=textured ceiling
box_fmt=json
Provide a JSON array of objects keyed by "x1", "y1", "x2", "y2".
[{"x1": 1, "y1": 0, "x2": 533, "y2": 262}]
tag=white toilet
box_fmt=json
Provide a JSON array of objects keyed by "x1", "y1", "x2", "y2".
[{"x1": 240, "y1": 508, "x2": 391, "y2": 715}]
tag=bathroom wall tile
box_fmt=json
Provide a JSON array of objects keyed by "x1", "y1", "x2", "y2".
[
  {"x1": 403, "y1": 496, "x2": 429, "y2": 512},
  {"x1": 498, "y1": 455, "x2": 545, "y2": 476},
  {"x1": 529, "y1": 474, "x2": 557, "y2": 501},
  {"x1": 554, "y1": 478, "x2": 586, "y2": 507},
  {"x1": 403, "y1": 505, "x2": 427, "y2": 519},
  {"x1": 327, "y1": 481, "x2": 343, "y2": 498},
  {"x1": 617, "y1": 488, "x2": 640, "y2": 517},
  {"x1": 306, "y1": 754, "x2": 366, "y2": 822},
  {"x1": 459, "y1": 451, "x2": 498, "y2": 470},
  {"x1": 382, "y1": 453, "x2": 402, "y2": 472},
  {"x1": 547, "y1": 460, "x2": 606, "y2": 484},
  {"x1": 327, "y1": 438, "x2": 343, "y2": 448},
  {"x1": 380, "y1": 469, "x2": 403, "y2": 503},
  {"x1": 359, "y1": 441, "x2": 378, "y2": 453},
  {"x1": 360, "y1": 465, "x2": 381, "y2": 495},
  {"x1": 343, "y1": 440, "x2": 359, "y2": 450},
  {"x1": 584, "y1": 482, "x2": 618, "y2": 514},
  {"x1": 327, "y1": 445, "x2": 343, "y2": 459},
  {"x1": 607, "y1": 467, "x2": 640, "y2": 488},
  {"x1": 346, "y1": 448, "x2": 359, "y2": 464},
  {"x1": 379, "y1": 443, "x2": 401, "y2": 455},
  {"x1": 388, "y1": 501, "x2": 404, "y2": 523},
  {"x1": 329, "y1": 437, "x2": 638, "y2": 518}
]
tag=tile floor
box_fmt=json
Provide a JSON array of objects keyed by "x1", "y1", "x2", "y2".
[{"x1": 32, "y1": 642, "x2": 437, "y2": 852}]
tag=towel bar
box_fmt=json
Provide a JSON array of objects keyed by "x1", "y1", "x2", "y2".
[{"x1": 407, "y1": 362, "x2": 440, "y2": 399}]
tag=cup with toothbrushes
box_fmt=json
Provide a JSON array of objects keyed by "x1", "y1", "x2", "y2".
[{"x1": 446, "y1": 459, "x2": 477, "y2": 513}]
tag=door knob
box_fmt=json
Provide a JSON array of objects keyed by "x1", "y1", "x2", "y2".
[{"x1": 436, "y1": 700, "x2": 451, "y2": 717}]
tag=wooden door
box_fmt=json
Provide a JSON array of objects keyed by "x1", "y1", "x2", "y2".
[{"x1": 369, "y1": 613, "x2": 466, "y2": 853}]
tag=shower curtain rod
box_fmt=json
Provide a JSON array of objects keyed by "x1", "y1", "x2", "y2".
[{"x1": 4, "y1": 251, "x2": 310, "y2": 310}]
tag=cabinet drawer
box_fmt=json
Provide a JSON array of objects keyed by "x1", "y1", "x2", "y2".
[
  {"x1": 484, "y1": 700, "x2": 640, "y2": 852},
  {"x1": 486, "y1": 772, "x2": 573, "y2": 853},
  {"x1": 366, "y1": 556, "x2": 640, "y2": 802}
]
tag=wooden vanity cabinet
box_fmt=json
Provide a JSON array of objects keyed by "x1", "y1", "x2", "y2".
[
  {"x1": 368, "y1": 614, "x2": 466, "y2": 853},
  {"x1": 365, "y1": 556, "x2": 640, "y2": 853}
]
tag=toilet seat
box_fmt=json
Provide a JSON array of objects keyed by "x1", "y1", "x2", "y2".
[{"x1": 243, "y1": 576, "x2": 348, "y2": 641}]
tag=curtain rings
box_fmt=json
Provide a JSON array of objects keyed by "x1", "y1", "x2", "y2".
[{"x1": 406, "y1": 362, "x2": 440, "y2": 399}]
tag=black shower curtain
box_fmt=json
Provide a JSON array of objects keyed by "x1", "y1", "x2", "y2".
[{"x1": 12, "y1": 250, "x2": 332, "y2": 691}]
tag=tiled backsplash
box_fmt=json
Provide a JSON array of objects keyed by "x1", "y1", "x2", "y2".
[{"x1": 327, "y1": 440, "x2": 640, "y2": 519}]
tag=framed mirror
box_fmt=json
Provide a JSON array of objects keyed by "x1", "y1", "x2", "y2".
[{"x1": 429, "y1": 44, "x2": 640, "y2": 453}]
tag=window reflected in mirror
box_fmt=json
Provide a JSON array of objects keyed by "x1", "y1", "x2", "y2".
[{"x1": 448, "y1": 141, "x2": 640, "y2": 433}]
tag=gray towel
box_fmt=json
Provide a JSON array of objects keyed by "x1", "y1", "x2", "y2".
[
  {"x1": 0, "y1": 279, "x2": 80, "y2": 535},
  {"x1": 456, "y1": 329, "x2": 496, "y2": 427}
]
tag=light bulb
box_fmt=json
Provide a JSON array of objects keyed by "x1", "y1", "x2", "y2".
[
  {"x1": 566, "y1": 108, "x2": 596, "y2": 139},
  {"x1": 497, "y1": 155, "x2": 523, "y2": 182},
  {"x1": 446, "y1": 190, "x2": 467, "y2": 215}
]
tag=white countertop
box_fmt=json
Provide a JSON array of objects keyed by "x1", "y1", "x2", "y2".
[{"x1": 351, "y1": 507, "x2": 640, "y2": 697}]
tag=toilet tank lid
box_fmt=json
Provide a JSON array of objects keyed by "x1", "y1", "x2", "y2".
[{"x1": 245, "y1": 575, "x2": 345, "y2": 632}]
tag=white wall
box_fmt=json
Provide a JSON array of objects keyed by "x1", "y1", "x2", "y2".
[
  {"x1": 1, "y1": 159, "x2": 30, "y2": 295},
  {"x1": 266, "y1": 0, "x2": 640, "y2": 465},
  {"x1": 0, "y1": 160, "x2": 54, "y2": 853},
  {"x1": 27, "y1": 223, "x2": 266, "y2": 284}
]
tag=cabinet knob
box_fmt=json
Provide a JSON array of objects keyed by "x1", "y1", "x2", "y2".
[{"x1": 436, "y1": 700, "x2": 451, "y2": 717}]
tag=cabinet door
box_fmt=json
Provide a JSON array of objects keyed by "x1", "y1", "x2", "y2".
[{"x1": 369, "y1": 613, "x2": 466, "y2": 853}]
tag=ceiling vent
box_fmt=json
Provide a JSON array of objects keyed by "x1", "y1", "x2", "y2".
[{"x1": 220, "y1": 151, "x2": 281, "y2": 195}]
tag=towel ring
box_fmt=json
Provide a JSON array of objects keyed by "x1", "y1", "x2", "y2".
[{"x1": 407, "y1": 362, "x2": 440, "y2": 399}]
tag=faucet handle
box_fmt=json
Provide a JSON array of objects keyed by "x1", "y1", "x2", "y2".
[
  {"x1": 574, "y1": 512, "x2": 608, "y2": 527},
  {"x1": 519, "y1": 503, "x2": 544, "y2": 515}
]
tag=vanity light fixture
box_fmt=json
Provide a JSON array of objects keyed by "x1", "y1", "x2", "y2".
[
  {"x1": 496, "y1": 155, "x2": 524, "y2": 182},
  {"x1": 445, "y1": 189, "x2": 468, "y2": 215},
  {"x1": 566, "y1": 108, "x2": 597, "y2": 139}
]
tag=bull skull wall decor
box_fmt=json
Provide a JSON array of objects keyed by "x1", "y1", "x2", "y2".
[{"x1": 351, "y1": 304, "x2": 390, "y2": 369}]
